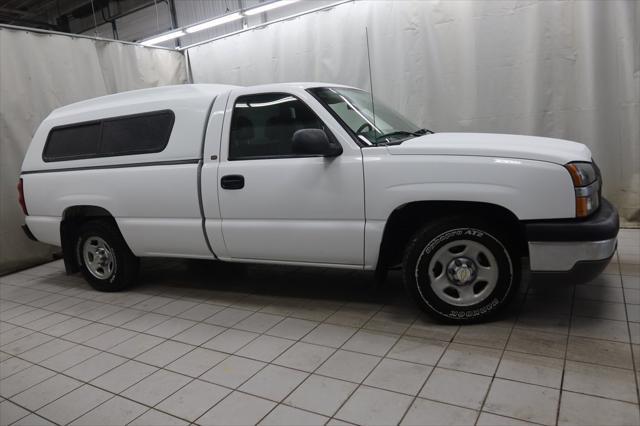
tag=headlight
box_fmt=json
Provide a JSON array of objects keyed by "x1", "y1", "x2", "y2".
[
  {"x1": 565, "y1": 162, "x2": 598, "y2": 186},
  {"x1": 565, "y1": 161, "x2": 600, "y2": 217}
]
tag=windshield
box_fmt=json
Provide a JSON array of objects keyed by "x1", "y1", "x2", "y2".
[{"x1": 310, "y1": 87, "x2": 425, "y2": 145}]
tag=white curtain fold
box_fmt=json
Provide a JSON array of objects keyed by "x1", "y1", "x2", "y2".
[
  {"x1": 188, "y1": 0, "x2": 639, "y2": 222},
  {"x1": 0, "y1": 27, "x2": 187, "y2": 273}
]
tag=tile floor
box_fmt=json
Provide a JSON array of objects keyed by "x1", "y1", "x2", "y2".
[{"x1": 0, "y1": 229, "x2": 638, "y2": 426}]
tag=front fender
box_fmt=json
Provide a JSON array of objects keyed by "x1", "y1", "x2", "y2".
[
  {"x1": 363, "y1": 152, "x2": 575, "y2": 221},
  {"x1": 362, "y1": 150, "x2": 576, "y2": 269}
]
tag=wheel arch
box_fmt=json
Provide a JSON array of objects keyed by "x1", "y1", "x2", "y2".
[
  {"x1": 376, "y1": 200, "x2": 527, "y2": 273},
  {"x1": 60, "y1": 205, "x2": 122, "y2": 274}
]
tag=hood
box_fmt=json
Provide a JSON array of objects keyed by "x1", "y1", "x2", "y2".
[{"x1": 386, "y1": 133, "x2": 592, "y2": 164}]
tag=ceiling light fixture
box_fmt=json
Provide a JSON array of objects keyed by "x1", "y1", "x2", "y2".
[
  {"x1": 141, "y1": 29, "x2": 185, "y2": 46},
  {"x1": 244, "y1": 0, "x2": 300, "y2": 16},
  {"x1": 140, "y1": 0, "x2": 304, "y2": 47},
  {"x1": 185, "y1": 12, "x2": 244, "y2": 34}
]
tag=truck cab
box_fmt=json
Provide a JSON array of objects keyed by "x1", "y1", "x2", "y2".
[{"x1": 19, "y1": 83, "x2": 619, "y2": 323}]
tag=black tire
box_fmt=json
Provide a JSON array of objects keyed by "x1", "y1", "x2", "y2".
[
  {"x1": 402, "y1": 216, "x2": 520, "y2": 323},
  {"x1": 76, "y1": 220, "x2": 139, "y2": 292}
]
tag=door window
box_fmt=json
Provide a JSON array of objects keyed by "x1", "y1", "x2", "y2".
[{"x1": 229, "y1": 93, "x2": 330, "y2": 160}]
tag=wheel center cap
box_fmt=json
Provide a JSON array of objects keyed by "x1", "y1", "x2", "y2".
[
  {"x1": 446, "y1": 257, "x2": 477, "y2": 285},
  {"x1": 96, "y1": 248, "x2": 110, "y2": 266}
]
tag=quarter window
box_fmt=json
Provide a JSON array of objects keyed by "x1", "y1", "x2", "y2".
[
  {"x1": 43, "y1": 122, "x2": 101, "y2": 161},
  {"x1": 101, "y1": 111, "x2": 174, "y2": 155},
  {"x1": 229, "y1": 93, "x2": 329, "y2": 160},
  {"x1": 43, "y1": 110, "x2": 174, "y2": 162}
]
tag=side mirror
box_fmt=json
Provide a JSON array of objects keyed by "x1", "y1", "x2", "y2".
[{"x1": 292, "y1": 129, "x2": 342, "y2": 157}]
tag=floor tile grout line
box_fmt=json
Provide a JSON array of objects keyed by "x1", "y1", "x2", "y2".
[
  {"x1": 294, "y1": 300, "x2": 395, "y2": 425},
  {"x1": 2, "y1": 347, "x2": 146, "y2": 416},
  {"x1": 5, "y1": 303, "x2": 375, "y2": 388},
  {"x1": 3, "y1": 298, "x2": 638, "y2": 390},
  {"x1": 3, "y1": 273, "x2": 394, "y2": 366},
  {"x1": 0, "y1": 386, "x2": 554, "y2": 426},
  {"x1": 395, "y1": 314, "x2": 462, "y2": 426},
  {"x1": 212, "y1": 296, "x2": 383, "y2": 425},
  {"x1": 5, "y1": 264, "x2": 393, "y2": 316},
  {"x1": 3, "y1": 323, "x2": 228, "y2": 404},
  {"x1": 3, "y1": 371, "x2": 114, "y2": 426},
  {"x1": 161, "y1": 324, "x2": 307, "y2": 424},
  {"x1": 7, "y1": 356, "x2": 625, "y2": 426},
  {"x1": 5, "y1": 273, "x2": 639, "y2": 337},
  {"x1": 2, "y1": 290, "x2": 303, "y2": 361},
  {"x1": 248, "y1": 292, "x2": 412, "y2": 425},
  {"x1": 93, "y1": 330, "x2": 237, "y2": 423},
  {"x1": 0, "y1": 340, "x2": 636, "y2": 420},
  {"x1": 6, "y1": 283, "x2": 636, "y2": 356},
  {"x1": 4, "y1": 251, "x2": 632, "y2": 303},
  {"x1": 474, "y1": 272, "x2": 530, "y2": 426},
  {"x1": 7, "y1": 339, "x2": 635, "y2": 411},
  {"x1": 181, "y1": 286, "x2": 355, "y2": 424},
  {"x1": 3, "y1": 276, "x2": 242, "y2": 319},
  {"x1": 7, "y1": 281, "x2": 638, "y2": 345},
  {"x1": 60, "y1": 278, "x2": 353, "y2": 425},
  {"x1": 4, "y1": 398, "x2": 61, "y2": 426},
  {"x1": 0, "y1": 306, "x2": 240, "y2": 426},
  {"x1": 3, "y1": 343, "x2": 212, "y2": 426},
  {"x1": 9, "y1": 278, "x2": 314, "y2": 319},
  {"x1": 3, "y1": 277, "x2": 352, "y2": 338},
  {"x1": 3, "y1": 259, "x2": 640, "y2": 425},
  {"x1": 12, "y1": 345, "x2": 205, "y2": 426},
  {"x1": 4, "y1": 299, "x2": 639, "y2": 389},
  {"x1": 553, "y1": 267, "x2": 578, "y2": 426},
  {"x1": 616, "y1": 250, "x2": 640, "y2": 417}
]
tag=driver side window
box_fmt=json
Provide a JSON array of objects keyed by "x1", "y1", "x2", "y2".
[{"x1": 229, "y1": 93, "x2": 328, "y2": 160}]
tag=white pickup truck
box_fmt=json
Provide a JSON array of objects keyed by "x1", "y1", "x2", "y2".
[{"x1": 19, "y1": 83, "x2": 619, "y2": 322}]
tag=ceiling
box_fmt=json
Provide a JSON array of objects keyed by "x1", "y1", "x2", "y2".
[{"x1": 0, "y1": 0, "x2": 164, "y2": 33}]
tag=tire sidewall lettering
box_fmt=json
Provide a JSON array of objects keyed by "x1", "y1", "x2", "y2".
[{"x1": 414, "y1": 227, "x2": 513, "y2": 321}]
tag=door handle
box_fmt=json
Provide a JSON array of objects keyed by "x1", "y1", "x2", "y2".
[{"x1": 221, "y1": 174, "x2": 245, "y2": 190}]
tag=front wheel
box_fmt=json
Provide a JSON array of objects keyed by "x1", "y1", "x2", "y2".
[
  {"x1": 403, "y1": 217, "x2": 520, "y2": 323},
  {"x1": 76, "y1": 220, "x2": 139, "y2": 292}
]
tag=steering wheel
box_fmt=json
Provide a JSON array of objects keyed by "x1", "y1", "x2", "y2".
[{"x1": 355, "y1": 123, "x2": 373, "y2": 135}]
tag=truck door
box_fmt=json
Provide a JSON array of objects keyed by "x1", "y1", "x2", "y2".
[{"x1": 216, "y1": 88, "x2": 365, "y2": 266}]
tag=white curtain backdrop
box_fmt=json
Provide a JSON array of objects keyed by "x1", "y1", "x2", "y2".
[
  {"x1": 0, "y1": 27, "x2": 187, "y2": 274},
  {"x1": 187, "y1": 0, "x2": 639, "y2": 223}
]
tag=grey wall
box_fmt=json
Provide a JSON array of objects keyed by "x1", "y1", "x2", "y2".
[{"x1": 0, "y1": 27, "x2": 187, "y2": 275}]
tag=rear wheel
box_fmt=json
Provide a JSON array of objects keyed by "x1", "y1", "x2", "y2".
[
  {"x1": 76, "y1": 220, "x2": 139, "y2": 292},
  {"x1": 403, "y1": 217, "x2": 520, "y2": 323}
]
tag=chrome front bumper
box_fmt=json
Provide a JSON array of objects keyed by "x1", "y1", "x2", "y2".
[{"x1": 528, "y1": 238, "x2": 617, "y2": 271}]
